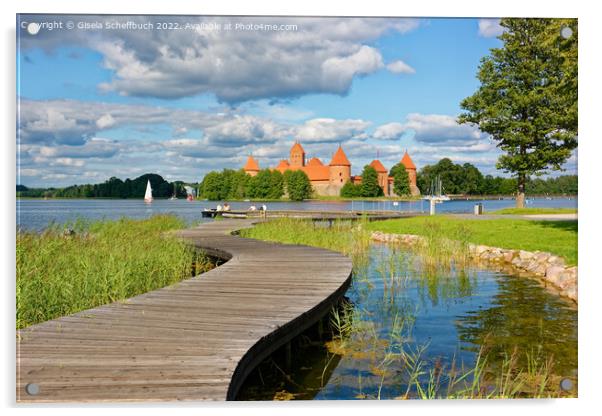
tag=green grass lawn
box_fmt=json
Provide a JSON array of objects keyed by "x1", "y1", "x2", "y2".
[
  {"x1": 16, "y1": 215, "x2": 213, "y2": 329},
  {"x1": 366, "y1": 215, "x2": 577, "y2": 265},
  {"x1": 492, "y1": 207, "x2": 577, "y2": 215}
]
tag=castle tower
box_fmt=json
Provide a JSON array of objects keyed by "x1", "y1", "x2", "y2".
[
  {"x1": 401, "y1": 151, "x2": 420, "y2": 196},
  {"x1": 369, "y1": 159, "x2": 389, "y2": 196},
  {"x1": 290, "y1": 142, "x2": 306, "y2": 168},
  {"x1": 328, "y1": 145, "x2": 351, "y2": 186},
  {"x1": 243, "y1": 155, "x2": 260, "y2": 177}
]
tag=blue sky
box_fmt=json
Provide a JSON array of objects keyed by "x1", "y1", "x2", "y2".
[{"x1": 16, "y1": 15, "x2": 576, "y2": 187}]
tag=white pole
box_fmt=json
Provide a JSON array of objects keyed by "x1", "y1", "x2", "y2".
[{"x1": 430, "y1": 199, "x2": 436, "y2": 216}]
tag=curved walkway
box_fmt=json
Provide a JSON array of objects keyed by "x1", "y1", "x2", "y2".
[{"x1": 16, "y1": 219, "x2": 353, "y2": 402}]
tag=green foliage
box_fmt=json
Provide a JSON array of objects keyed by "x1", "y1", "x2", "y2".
[
  {"x1": 390, "y1": 163, "x2": 410, "y2": 196},
  {"x1": 16, "y1": 215, "x2": 214, "y2": 329},
  {"x1": 367, "y1": 215, "x2": 577, "y2": 265},
  {"x1": 340, "y1": 181, "x2": 362, "y2": 198},
  {"x1": 360, "y1": 165, "x2": 384, "y2": 197},
  {"x1": 200, "y1": 171, "x2": 226, "y2": 200},
  {"x1": 416, "y1": 158, "x2": 576, "y2": 196},
  {"x1": 198, "y1": 168, "x2": 286, "y2": 200},
  {"x1": 284, "y1": 170, "x2": 313, "y2": 201},
  {"x1": 16, "y1": 174, "x2": 186, "y2": 199},
  {"x1": 459, "y1": 18, "x2": 578, "y2": 205}
]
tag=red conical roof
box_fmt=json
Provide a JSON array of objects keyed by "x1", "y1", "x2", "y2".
[
  {"x1": 329, "y1": 146, "x2": 351, "y2": 166},
  {"x1": 290, "y1": 142, "x2": 305, "y2": 154},
  {"x1": 275, "y1": 159, "x2": 290, "y2": 172},
  {"x1": 243, "y1": 156, "x2": 260, "y2": 171},
  {"x1": 369, "y1": 159, "x2": 387, "y2": 173},
  {"x1": 307, "y1": 157, "x2": 324, "y2": 167},
  {"x1": 401, "y1": 151, "x2": 416, "y2": 170}
]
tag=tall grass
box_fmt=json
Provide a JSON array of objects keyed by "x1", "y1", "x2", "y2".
[
  {"x1": 241, "y1": 217, "x2": 575, "y2": 399},
  {"x1": 326, "y1": 303, "x2": 573, "y2": 399},
  {"x1": 240, "y1": 217, "x2": 371, "y2": 268},
  {"x1": 16, "y1": 215, "x2": 213, "y2": 329}
]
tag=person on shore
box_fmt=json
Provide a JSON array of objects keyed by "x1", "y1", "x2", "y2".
[
  {"x1": 216, "y1": 204, "x2": 223, "y2": 212},
  {"x1": 260, "y1": 203, "x2": 268, "y2": 218},
  {"x1": 248, "y1": 204, "x2": 257, "y2": 211},
  {"x1": 223, "y1": 202, "x2": 231, "y2": 212}
]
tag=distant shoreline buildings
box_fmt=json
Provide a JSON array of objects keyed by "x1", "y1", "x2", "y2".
[{"x1": 243, "y1": 142, "x2": 420, "y2": 197}]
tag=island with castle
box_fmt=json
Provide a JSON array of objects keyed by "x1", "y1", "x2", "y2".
[{"x1": 242, "y1": 142, "x2": 420, "y2": 197}]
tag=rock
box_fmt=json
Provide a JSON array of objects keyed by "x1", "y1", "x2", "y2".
[
  {"x1": 546, "y1": 266, "x2": 565, "y2": 284},
  {"x1": 475, "y1": 245, "x2": 489, "y2": 256},
  {"x1": 548, "y1": 256, "x2": 566, "y2": 267},
  {"x1": 535, "y1": 252, "x2": 550, "y2": 262},
  {"x1": 519, "y1": 250, "x2": 534, "y2": 260},
  {"x1": 503, "y1": 251, "x2": 516, "y2": 263}
]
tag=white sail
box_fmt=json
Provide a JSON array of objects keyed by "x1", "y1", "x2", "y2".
[{"x1": 144, "y1": 180, "x2": 153, "y2": 203}]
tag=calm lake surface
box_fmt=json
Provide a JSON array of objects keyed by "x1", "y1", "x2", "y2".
[
  {"x1": 238, "y1": 243, "x2": 578, "y2": 400},
  {"x1": 17, "y1": 197, "x2": 577, "y2": 230}
]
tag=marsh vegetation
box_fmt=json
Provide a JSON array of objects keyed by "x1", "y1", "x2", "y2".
[
  {"x1": 239, "y1": 218, "x2": 577, "y2": 399},
  {"x1": 16, "y1": 215, "x2": 213, "y2": 329}
]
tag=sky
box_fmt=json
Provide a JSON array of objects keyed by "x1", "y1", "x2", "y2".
[{"x1": 16, "y1": 15, "x2": 577, "y2": 187}]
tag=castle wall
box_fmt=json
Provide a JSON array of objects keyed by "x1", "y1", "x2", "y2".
[
  {"x1": 312, "y1": 181, "x2": 344, "y2": 197},
  {"x1": 328, "y1": 165, "x2": 351, "y2": 186}
]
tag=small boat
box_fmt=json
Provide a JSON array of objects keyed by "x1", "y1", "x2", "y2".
[
  {"x1": 144, "y1": 180, "x2": 153, "y2": 203},
  {"x1": 169, "y1": 183, "x2": 178, "y2": 200},
  {"x1": 202, "y1": 209, "x2": 219, "y2": 218},
  {"x1": 222, "y1": 212, "x2": 248, "y2": 219}
]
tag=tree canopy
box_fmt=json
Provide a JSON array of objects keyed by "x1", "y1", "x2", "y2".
[
  {"x1": 459, "y1": 18, "x2": 578, "y2": 207},
  {"x1": 390, "y1": 163, "x2": 410, "y2": 196}
]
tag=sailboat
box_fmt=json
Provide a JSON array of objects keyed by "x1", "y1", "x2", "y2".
[
  {"x1": 144, "y1": 180, "x2": 153, "y2": 203},
  {"x1": 422, "y1": 175, "x2": 450, "y2": 202},
  {"x1": 169, "y1": 182, "x2": 178, "y2": 200}
]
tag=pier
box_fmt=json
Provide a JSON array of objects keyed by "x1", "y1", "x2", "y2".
[{"x1": 16, "y1": 218, "x2": 353, "y2": 402}]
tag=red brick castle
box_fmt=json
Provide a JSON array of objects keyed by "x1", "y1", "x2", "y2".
[{"x1": 243, "y1": 142, "x2": 420, "y2": 197}]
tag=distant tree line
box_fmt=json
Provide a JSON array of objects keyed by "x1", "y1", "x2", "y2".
[
  {"x1": 417, "y1": 158, "x2": 577, "y2": 196},
  {"x1": 17, "y1": 174, "x2": 189, "y2": 199},
  {"x1": 199, "y1": 168, "x2": 313, "y2": 201}
]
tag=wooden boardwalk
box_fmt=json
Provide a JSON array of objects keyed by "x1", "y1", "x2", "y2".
[{"x1": 16, "y1": 219, "x2": 353, "y2": 402}]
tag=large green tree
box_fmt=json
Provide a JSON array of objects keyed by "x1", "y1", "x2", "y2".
[
  {"x1": 284, "y1": 170, "x2": 313, "y2": 201},
  {"x1": 459, "y1": 18, "x2": 578, "y2": 208},
  {"x1": 389, "y1": 163, "x2": 410, "y2": 196},
  {"x1": 360, "y1": 165, "x2": 383, "y2": 197}
]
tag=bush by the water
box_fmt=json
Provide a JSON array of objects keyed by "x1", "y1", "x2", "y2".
[{"x1": 16, "y1": 215, "x2": 212, "y2": 329}]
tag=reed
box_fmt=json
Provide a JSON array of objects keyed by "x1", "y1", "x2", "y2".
[
  {"x1": 16, "y1": 215, "x2": 213, "y2": 329},
  {"x1": 240, "y1": 217, "x2": 371, "y2": 268}
]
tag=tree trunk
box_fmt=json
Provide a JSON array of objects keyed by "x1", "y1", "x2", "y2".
[{"x1": 516, "y1": 173, "x2": 526, "y2": 208}]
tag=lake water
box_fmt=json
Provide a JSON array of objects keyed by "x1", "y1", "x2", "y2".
[
  {"x1": 238, "y1": 244, "x2": 578, "y2": 400},
  {"x1": 17, "y1": 197, "x2": 577, "y2": 231}
]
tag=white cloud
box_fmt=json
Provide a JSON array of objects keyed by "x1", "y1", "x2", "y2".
[
  {"x1": 478, "y1": 19, "x2": 505, "y2": 37},
  {"x1": 373, "y1": 122, "x2": 406, "y2": 141},
  {"x1": 294, "y1": 118, "x2": 371, "y2": 143},
  {"x1": 21, "y1": 16, "x2": 421, "y2": 103},
  {"x1": 386, "y1": 60, "x2": 415, "y2": 75},
  {"x1": 96, "y1": 114, "x2": 116, "y2": 129},
  {"x1": 321, "y1": 45, "x2": 385, "y2": 92},
  {"x1": 378, "y1": 113, "x2": 487, "y2": 145}
]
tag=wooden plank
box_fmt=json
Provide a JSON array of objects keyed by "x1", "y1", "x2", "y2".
[{"x1": 16, "y1": 218, "x2": 352, "y2": 402}]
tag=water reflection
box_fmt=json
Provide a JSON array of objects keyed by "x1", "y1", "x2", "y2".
[{"x1": 238, "y1": 244, "x2": 577, "y2": 400}]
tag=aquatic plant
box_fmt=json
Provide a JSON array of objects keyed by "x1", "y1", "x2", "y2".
[
  {"x1": 16, "y1": 215, "x2": 213, "y2": 329},
  {"x1": 240, "y1": 217, "x2": 372, "y2": 269}
]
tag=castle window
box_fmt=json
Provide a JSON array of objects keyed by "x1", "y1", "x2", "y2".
[
  {"x1": 340, "y1": 179, "x2": 343, "y2": 183},
  {"x1": 339, "y1": 172, "x2": 342, "y2": 177}
]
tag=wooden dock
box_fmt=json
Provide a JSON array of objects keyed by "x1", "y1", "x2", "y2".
[{"x1": 16, "y1": 219, "x2": 353, "y2": 402}]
